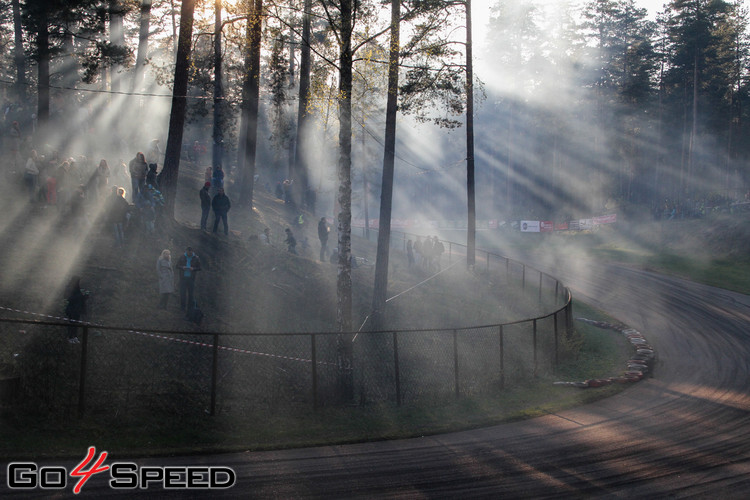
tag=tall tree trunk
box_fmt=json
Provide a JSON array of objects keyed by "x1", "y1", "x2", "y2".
[
  {"x1": 37, "y1": 9, "x2": 51, "y2": 133},
  {"x1": 109, "y1": 0, "x2": 125, "y2": 93},
  {"x1": 133, "y1": 0, "x2": 152, "y2": 92},
  {"x1": 465, "y1": 0, "x2": 476, "y2": 267},
  {"x1": 238, "y1": 0, "x2": 262, "y2": 207},
  {"x1": 687, "y1": 52, "x2": 698, "y2": 198},
  {"x1": 212, "y1": 0, "x2": 225, "y2": 170},
  {"x1": 292, "y1": 0, "x2": 313, "y2": 210},
  {"x1": 161, "y1": 0, "x2": 196, "y2": 219},
  {"x1": 170, "y1": 0, "x2": 178, "y2": 54},
  {"x1": 335, "y1": 0, "x2": 354, "y2": 403},
  {"x1": 336, "y1": 0, "x2": 353, "y2": 334},
  {"x1": 12, "y1": 0, "x2": 25, "y2": 102},
  {"x1": 370, "y1": 0, "x2": 400, "y2": 331}
]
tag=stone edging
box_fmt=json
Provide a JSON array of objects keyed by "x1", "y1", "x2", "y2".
[{"x1": 553, "y1": 318, "x2": 655, "y2": 388}]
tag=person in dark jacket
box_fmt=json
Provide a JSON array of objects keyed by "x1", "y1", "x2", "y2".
[
  {"x1": 200, "y1": 182, "x2": 211, "y2": 231},
  {"x1": 65, "y1": 276, "x2": 89, "y2": 344},
  {"x1": 108, "y1": 186, "x2": 130, "y2": 247},
  {"x1": 145, "y1": 163, "x2": 158, "y2": 189},
  {"x1": 317, "y1": 217, "x2": 329, "y2": 262},
  {"x1": 176, "y1": 247, "x2": 202, "y2": 311},
  {"x1": 211, "y1": 188, "x2": 231, "y2": 235},
  {"x1": 285, "y1": 228, "x2": 297, "y2": 255},
  {"x1": 128, "y1": 152, "x2": 147, "y2": 202}
]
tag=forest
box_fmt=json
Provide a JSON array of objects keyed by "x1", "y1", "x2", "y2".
[{"x1": 1, "y1": 0, "x2": 749, "y2": 331}]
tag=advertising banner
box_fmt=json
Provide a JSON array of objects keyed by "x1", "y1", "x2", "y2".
[
  {"x1": 540, "y1": 221, "x2": 554, "y2": 232},
  {"x1": 521, "y1": 220, "x2": 540, "y2": 232},
  {"x1": 594, "y1": 214, "x2": 617, "y2": 225}
]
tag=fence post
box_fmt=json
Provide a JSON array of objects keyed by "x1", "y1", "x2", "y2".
[
  {"x1": 566, "y1": 293, "x2": 574, "y2": 335},
  {"x1": 453, "y1": 330, "x2": 460, "y2": 399},
  {"x1": 393, "y1": 332, "x2": 401, "y2": 406},
  {"x1": 77, "y1": 325, "x2": 89, "y2": 419},
  {"x1": 538, "y1": 272, "x2": 543, "y2": 303},
  {"x1": 498, "y1": 325, "x2": 504, "y2": 390},
  {"x1": 532, "y1": 319, "x2": 538, "y2": 378},
  {"x1": 210, "y1": 333, "x2": 219, "y2": 416},
  {"x1": 555, "y1": 281, "x2": 560, "y2": 306},
  {"x1": 554, "y1": 311, "x2": 559, "y2": 369},
  {"x1": 522, "y1": 265, "x2": 526, "y2": 291},
  {"x1": 311, "y1": 334, "x2": 318, "y2": 411}
]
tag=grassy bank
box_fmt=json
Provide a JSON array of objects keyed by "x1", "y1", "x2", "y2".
[{"x1": 0, "y1": 301, "x2": 633, "y2": 460}]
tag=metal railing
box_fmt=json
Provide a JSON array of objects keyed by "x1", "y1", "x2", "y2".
[{"x1": 0, "y1": 238, "x2": 573, "y2": 419}]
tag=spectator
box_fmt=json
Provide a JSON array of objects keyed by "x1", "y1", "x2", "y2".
[
  {"x1": 128, "y1": 152, "x2": 147, "y2": 202},
  {"x1": 211, "y1": 165, "x2": 225, "y2": 191},
  {"x1": 211, "y1": 187, "x2": 231, "y2": 236},
  {"x1": 260, "y1": 227, "x2": 271, "y2": 245},
  {"x1": 108, "y1": 186, "x2": 129, "y2": 247},
  {"x1": 192, "y1": 140, "x2": 206, "y2": 164},
  {"x1": 156, "y1": 249, "x2": 175, "y2": 310},
  {"x1": 200, "y1": 182, "x2": 211, "y2": 231},
  {"x1": 145, "y1": 163, "x2": 158, "y2": 189},
  {"x1": 146, "y1": 139, "x2": 161, "y2": 167},
  {"x1": 176, "y1": 246, "x2": 202, "y2": 311},
  {"x1": 95, "y1": 159, "x2": 110, "y2": 200},
  {"x1": 284, "y1": 228, "x2": 298, "y2": 254},
  {"x1": 23, "y1": 149, "x2": 40, "y2": 202},
  {"x1": 318, "y1": 217, "x2": 329, "y2": 262},
  {"x1": 64, "y1": 276, "x2": 89, "y2": 344}
]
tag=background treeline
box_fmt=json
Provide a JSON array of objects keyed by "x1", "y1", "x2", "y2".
[{"x1": 0, "y1": 0, "x2": 748, "y2": 223}]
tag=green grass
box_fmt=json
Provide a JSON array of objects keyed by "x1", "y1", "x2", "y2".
[{"x1": 0, "y1": 301, "x2": 634, "y2": 459}]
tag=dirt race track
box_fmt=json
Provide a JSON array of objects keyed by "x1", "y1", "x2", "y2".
[{"x1": 8, "y1": 258, "x2": 748, "y2": 498}]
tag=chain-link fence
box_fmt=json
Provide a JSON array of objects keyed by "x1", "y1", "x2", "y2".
[{"x1": 0, "y1": 246, "x2": 573, "y2": 420}]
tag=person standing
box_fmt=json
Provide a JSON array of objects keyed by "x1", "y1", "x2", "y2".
[
  {"x1": 317, "y1": 217, "x2": 329, "y2": 262},
  {"x1": 23, "y1": 149, "x2": 40, "y2": 202},
  {"x1": 108, "y1": 186, "x2": 129, "y2": 247},
  {"x1": 284, "y1": 228, "x2": 297, "y2": 254},
  {"x1": 176, "y1": 246, "x2": 202, "y2": 311},
  {"x1": 260, "y1": 227, "x2": 271, "y2": 245},
  {"x1": 156, "y1": 249, "x2": 175, "y2": 309},
  {"x1": 200, "y1": 182, "x2": 211, "y2": 231},
  {"x1": 146, "y1": 139, "x2": 161, "y2": 167},
  {"x1": 211, "y1": 187, "x2": 231, "y2": 235},
  {"x1": 128, "y1": 152, "x2": 147, "y2": 202},
  {"x1": 95, "y1": 159, "x2": 110, "y2": 201},
  {"x1": 211, "y1": 165, "x2": 225, "y2": 191},
  {"x1": 64, "y1": 276, "x2": 89, "y2": 344},
  {"x1": 406, "y1": 239, "x2": 415, "y2": 268}
]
